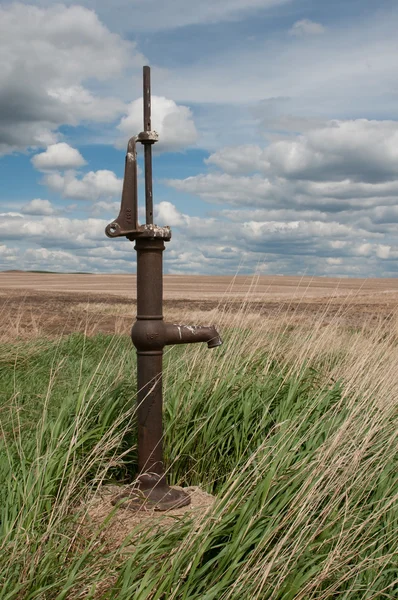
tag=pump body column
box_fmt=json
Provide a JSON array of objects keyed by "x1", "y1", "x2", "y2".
[{"x1": 133, "y1": 236, "x2": 165, "y2": 478}]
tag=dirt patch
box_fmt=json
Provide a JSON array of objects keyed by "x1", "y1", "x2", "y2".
[{"x1": 83, "y1": 484, "x2": 215, "y2": 551}]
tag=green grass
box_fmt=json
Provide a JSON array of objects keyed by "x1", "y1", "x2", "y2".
[{"x1": 0, "y1": 319, "x2": 397, "y2": 599}]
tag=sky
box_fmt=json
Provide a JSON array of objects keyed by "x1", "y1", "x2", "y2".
[{"x1": 1, "y1": 0, "x2": 398, "y2": 277}]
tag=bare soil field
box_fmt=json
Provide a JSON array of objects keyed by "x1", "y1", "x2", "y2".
[
  {"x1": 1, "y1": 271, "x2": 398, "y2": 339},
  {"x1": 3, "y1": 271, "x2": 398, "y2": 300}
]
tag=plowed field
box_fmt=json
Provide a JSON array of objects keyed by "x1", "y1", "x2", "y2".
[{"x1": 1, "y1": 272, "x2": 398, "y2": 339}]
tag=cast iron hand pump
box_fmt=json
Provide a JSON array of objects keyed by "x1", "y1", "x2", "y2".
[{"x1": 105, "y1": 66, "x2": 222, "y2": 511}]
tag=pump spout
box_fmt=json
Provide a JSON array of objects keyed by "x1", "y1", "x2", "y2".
[{"x1": 164, "y1": 323, "x2": 222, "y2": 349}]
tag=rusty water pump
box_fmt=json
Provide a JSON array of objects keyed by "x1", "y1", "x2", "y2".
[{"x1": 105, "y1": 66, "x2": 222, "y2": 511}]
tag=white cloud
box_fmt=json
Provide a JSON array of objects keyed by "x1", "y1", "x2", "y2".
[
  {"x1": 31, "y1": 143, "x2": 86, "y2": 171},
  {"x1": 0, "y1": 3, "x2": 140, "y2": 154},
  {"x1": 205, "y1": 145, "x2": 267, "y2": 174},
  {"x1": 92, "y1": 200, "x2": 121, "y2": 216},
  {"x1": 240, "y1": 219, "x2": 372, "y2": 241},
  {"x1": 22, "y1": 199, "x2": 56, "y2": 216},
  {"x1": 0, "y1": 212, "x2": 24, "y2": 218},
  {"x1": 166, "y1": 173, "x2": 280, "y2": 206},
  {"x1": 376, "y1": 244, "x2": 391, "y2": 259},
  {"x1": 0, "y1": 215, "x2": 109, "y2": 249},
  {"x1": 24, "y1": 247, "x2": 81, "y2": 268},
  {"x1": 3, "y1": 5, "x2": 398, "y2": 277},
  {"x1": 355, "y1": 243, "x2": 372, "y2": 257},
  {"x1": 155, "y1": 201, "x2": 188, "y2": 227},
  {"x1": 0, "y1": 244, "x2": 15, "y2": 257},
  {"x1": 263, "y1": 120, "x2": 398, "y2": 182},
  {"x1": 0, "y1": 202, "x2": 396, "y2": 276},
  {"x1": 166, "y1": 119, "x2": 398, "y2": 219},
  {"x1": 117, "y1": 96, "x2": 198, "y2": 151},
  {"x1": 44, "y1": 170, "x2": 123, "y2": 201},
  {"x1": 151, "y1": 8, "x2": 398, "y2": 124},
  {"x1": 159, "y1": 109, "x2": 398, "y2": 276},
  {"x1": 154, "y1": 205, "x2": 393, "y2": 276},
  {"x1": 167, "y1": 169, "x2": 398, "y2": 213},
  {"x1": 289, "y1": 19, "x2": 325, "y2": 37},
  {"x1": 47, "y1": 0, "x2": 292, "y2": 32},
  {"x1": 45, "y1": 86, "x2": 125, "y2": 123},
  {"x1": 218, "y1": 207, "x2": 329, "y2": 222},
  {"x1": 206, "y1": 120, "x2": 398, "y2": 183}
]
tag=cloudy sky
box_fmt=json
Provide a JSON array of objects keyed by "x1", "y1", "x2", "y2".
[{"x1": 1, "y1": 0, "x2": 398, "y2": 276}]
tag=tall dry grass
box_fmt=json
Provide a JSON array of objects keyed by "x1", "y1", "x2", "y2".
[{"x1": 0, "y1": 285, "x2": 397, "y2": 598}]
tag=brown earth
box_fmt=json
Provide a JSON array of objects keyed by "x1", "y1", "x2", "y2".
[
  {"x1": 83, "y1": 485, "x2": 215, "y2": 553},
  {"x1": 1, "y1": 272, "x2": 398, "y2": 339},
  {"x1": 3, "y1": 271, "x2": 398, "y2": 299}
]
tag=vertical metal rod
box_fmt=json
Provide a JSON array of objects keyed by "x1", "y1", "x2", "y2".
[{"x1": 143, "y1": 66, "x2": 153, "y2": 224}]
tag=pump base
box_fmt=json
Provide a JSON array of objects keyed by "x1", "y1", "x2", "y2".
[{"x1": 111, "y1": 475, "x2": 191, "y2": 512}]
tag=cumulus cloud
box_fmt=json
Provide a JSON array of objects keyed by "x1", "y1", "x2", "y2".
[
  {"x1": 167, "y1": 119, "x2": 398, "y2": 220},
  {"x1": 167, "y1": 173, "x2": 393, "y2": 214},
  {"x1": 376, "y1": 245, "x2": 391, "y2": 259},
  {"x1": 0, "y1": 3, "x2": 141, "y2": 154},
  {"x1": 44, "y1": 170, "x2": 123, "y2": 201},
  {"x1": 2, "y1": 5, "x2": 398, "y2": 277},
  {"x1": 24, "y1": 247, "x2": 81, "y2": 269},
  {"x1": 0, "y1": 214, "x2": 109, "y2": 249},
  {"x1": 205, "y1": 145, "x2": 267, "y2": 174},
  {"x1": 0, "y1": 214, "x2": 137, "y2": 273},
  {"x1": 31, "y1": 143, "x2": 86, "y2": 171},
  {"x1": 264, "y1": 120, "x2": 398, "y2": 183},
  {"x1": 289, "y1": 19, "x2": 325, "y2": 37},
  {"x1": 155, "y1": 201, "x2": 189, "y2": 227},
  {"x1": 218, "y1": 207, "x2": 329, "y2": 223},
  {"x1": 0, "y1": 243, "x2": 126, "y2": 273},
  {"x1": 117, "y1": 96, "x2": 198, "y2": 151},
  {"x1": 92, "y1": 200, "x2": 121, "y2": 216},
  {"x1": 152, "y1": 203, "x2": 395, "y2": 276},
  {"x1": 0, "y1": 244, "x2": 16, "y2": 258},
  {"x1": 240, "y1": 219, "x2": 376, "y2": 243},
  {"x1": 0, "y1": 212, "x2": 24, "y2": 219},
  {"x1": 22, "y1": 199, "x2": 56, "y2": 216},
  {"x1": 159, "y1": 112, "x2": 398, "y2": 276},
  {"x1": 53, "y1": 0, "x2": 292, "y2": 32},
  {"x1": 1, "y1": 200, "x2": 397, "y2": 276},
  {"x1": 206, "y1": 120, "x2": 398, "y2": 183},
  {"x1": 166, "y1": 173, "x2": 279, "y2": 206}
]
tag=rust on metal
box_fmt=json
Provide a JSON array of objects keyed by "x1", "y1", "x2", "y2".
[
  {"x1": 105, "y1": 137, "x2": 138, "y2": 238},
  {"x1": 105, "y1": 66, "x2": 222, "y2": 512}
]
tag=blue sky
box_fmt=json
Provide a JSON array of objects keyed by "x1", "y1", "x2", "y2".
[{"x1": 1, "y1": 0, "x2": 398, "y2": 276}]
